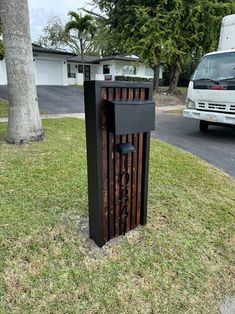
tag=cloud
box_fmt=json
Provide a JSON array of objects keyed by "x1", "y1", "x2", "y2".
[{"x1": 28, "y1": 0, "x2": 93, "y2": 41}]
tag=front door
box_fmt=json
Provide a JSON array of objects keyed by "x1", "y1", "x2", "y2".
[{"x1": 84, "y1": 65, "x2": 91, "y2": 81}]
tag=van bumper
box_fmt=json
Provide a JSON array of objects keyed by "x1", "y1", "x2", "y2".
[{"x1": 183, "y1": 109, "x2": 235, "y2": 125}]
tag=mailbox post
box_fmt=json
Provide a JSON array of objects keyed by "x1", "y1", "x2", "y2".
[{"x1": 84, "y1": 81, "x2": 155, "y2": 247}]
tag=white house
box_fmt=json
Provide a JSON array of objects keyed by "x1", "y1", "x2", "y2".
[
  {"x1": 66, "y1": 54, "x2": 162, "y2": 85},
  {"x1": 0, "y1": 44, "x2": 75, "y2": 86},
  {"x1": 0, "y1": 44, "x2": 162, "y2": 86}
]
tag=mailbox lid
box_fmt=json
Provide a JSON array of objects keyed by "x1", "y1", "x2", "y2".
[{"x1": 107, "y1": 100, "x2": 155, "y2": 135}]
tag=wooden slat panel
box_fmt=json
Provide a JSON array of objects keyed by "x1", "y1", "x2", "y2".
[
  {"x1": 122, "y1": 88, "x2": 128, "y2": 100},
  {"x1": 128, "y1": 88, "x2": 133, "y2": 100},
  {"x1": 115, "y1": 88, "x2": 121, "y2": 100},
  {"x1": 101, "y1": 87, "x2": 108, "y2": 242},
  {"x1": 134, "y1": 88, "x2": 140, "y2": 99},
  {"x1": 128, "y1": 87, "x2": 138, "y2": 229},
  {"x1": 101, "y1": 88, "x2": 107, "y2": 99},
  {"x1": 136, "y1": 88, "x2": 145, "y2": 225},
  {"x1": 108, "y1": 88, "x2": 114, "y2": 101},
  {"x1": 128, "y1": 88, "x2": 133, "y2": 101},
  {"x1": 120, "y1": 134, "x2": 127, "y2": 234},
  {"x1": 136, "y1": 133, "x2": 143, "y2": 225},
  {"x1": 140, "y1": 88, "x2": 145, "y2": 100},
  {"x1": 102, "y1": 85, "x2": 148, "y2": 239},
  {"x1": 114, "y1": 135, "x2": 120, "y2": 236},
  {"x1": 126, "y1": 87, "x2": 133, "y2": 232},
  {"x1": 108, "y1": 131, "x2": 115, "y2": 239},
  {"x1": 114, "y1": 87, "x2": 121, "y2": 236},
  {"x1": 107, "y1": 88, "x2": 114, "y2": 239},
  {"x1": 131, "y1": 134, "x2": 138, "y2": 229},
  {"x1": 126, "y1": 133, "x2": 132, "y2": 233}
]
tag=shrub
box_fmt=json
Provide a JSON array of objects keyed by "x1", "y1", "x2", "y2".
[{"x1": 115, "y1": 75, "x2": 153, "y2": 82}]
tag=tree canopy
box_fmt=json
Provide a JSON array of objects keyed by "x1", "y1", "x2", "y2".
[
  {"x1": 65, "y1": 12, "x2": 96, "y2": 80},
  {"x1": 93, "y1": 0, "x2": 235, "y2": 91},
  {"x1": 37, "y1": 14, "x2": 97, "y2": 55},
  {"x1": 37, "y1": 17, "x2": 75, "y2": 52},
  {"x1": 65, "y1": 12, "x2": 96, "y2": 51}
]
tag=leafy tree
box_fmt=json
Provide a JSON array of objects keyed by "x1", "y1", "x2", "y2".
[
  {"x1": 92, "y1": 1, "x2": 165, "y2": 91},
  {"x1": 37, "y1": 17, "x2": 77, "y2": 53},
  {"x1": 38, "y1": 14, "x2": 115, "y2": 57},
  {"x1": 65, "y1": 12, "x2": 96, "y2": 80},
  {"x1": 92, "y1": 16, "x2": 119, "y2": 56},
  {"x1": 37, "y1": 16, "x2": 97, "y2": 55},
  {"x1": 121, "y1": 5, "x2": 165, "y2": 92},
  {"x1": 164, "y1": 0, "x2": 235, "y2": 91},
  {"x1": 93, "y1": 0, "x2": 235, "y2": 92},
  {"x1": 0, "y1": 0, "x2": 44, "y2": 144}
]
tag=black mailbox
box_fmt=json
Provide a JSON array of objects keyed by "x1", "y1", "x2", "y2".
[
  {"x1": 84, "y1": 81, "x2": 155, "y2": 247},
  {"x1": 106, "y1": 100, "x2": 155, "y2": 135}
]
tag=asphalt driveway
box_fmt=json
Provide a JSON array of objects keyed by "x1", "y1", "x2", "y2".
[{"x1": 0, "y1": 85, "x2": 84, "y2": 114}]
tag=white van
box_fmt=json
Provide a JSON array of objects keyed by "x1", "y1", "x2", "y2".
[{"x1": 183, "y1": 14, "x2": 235, "y2": 132}]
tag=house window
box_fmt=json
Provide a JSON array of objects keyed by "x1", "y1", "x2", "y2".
[
  {"x1": 145, "y1": 67, "x2": 154, "y2": 76},
  {"x1": 67, "y1": 64, "x2": 76, "y2": 78},
  {"x1": 78, "y1": 65, "x2": 83, "y2": 73},
  {"x1": 123, "y1": 65, "x2": 136, "y2": 75},
  {"x1": 103, "y1": 64, "x2": 110, "y2": 74}
]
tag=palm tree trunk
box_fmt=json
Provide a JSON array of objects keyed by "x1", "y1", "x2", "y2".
[
  {"x1": 0, "y1": 0, "x2": 44, "y2": 144},
  {"x1": 80, "y1": 38, "x2": 85, "y2": 83}
]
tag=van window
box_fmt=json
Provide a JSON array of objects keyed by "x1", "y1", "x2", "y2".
[{"x1": 193, "y1": 52, "x2": 235, "y2": 81}]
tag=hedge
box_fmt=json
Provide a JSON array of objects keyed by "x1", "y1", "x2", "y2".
[{"x1": 115, "y1": 75, "x2": 153, "y2": 82}]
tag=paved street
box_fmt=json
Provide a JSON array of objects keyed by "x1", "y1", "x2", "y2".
[
  {"x1": 0, "y1": 85, "x2": 234, "y2": 178},
  {"x1": 153, "y1": 113, "x2": 235, "y2": 178}
]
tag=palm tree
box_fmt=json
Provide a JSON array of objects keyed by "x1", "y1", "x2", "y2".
[
  {"x1": 65, "y1": 12, "x2": 96, "y2": 82},
  {"x1": 0, "y1": 0, "x2": 44, "y2": 144}
]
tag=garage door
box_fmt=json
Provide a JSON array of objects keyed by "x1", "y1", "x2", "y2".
[{"x1": 36, "y1": 59, "x2": 63, "y2": 85}]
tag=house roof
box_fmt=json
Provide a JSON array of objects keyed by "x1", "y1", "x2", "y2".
[
  {"x1": 32, "y1": 44, "x2": 76, "y2": 56},
  {"x1": 98, "y1": 55, "x2": 140, "y2": 62},
  {"x1": 66, "y1": 54, "x2": 141, "y2": 64},
  {"x1": 32, "y1": 45, "x2": 142, "y2": 63},
  {"x1": 67, "y1": 55, "x2": 100, "y2": 64}
]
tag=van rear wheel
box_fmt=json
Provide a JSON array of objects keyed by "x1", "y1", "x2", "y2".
[{"x1": 199, "y1": 120, "x2": 209, "y2": 132}]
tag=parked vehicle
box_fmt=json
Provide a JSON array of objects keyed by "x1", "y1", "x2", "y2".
[{"x1": 183, "y1": 14, "x2": 235, "y2": 132}]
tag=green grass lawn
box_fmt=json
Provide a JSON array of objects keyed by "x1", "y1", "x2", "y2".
[
  {"x1": 0, "y1": 97, "x2": 47, "y2": 117},
  {"x1": 0, "y1": 119, "x2": 234, "y2": 313},
  {"x1": 0, "y1": 97, "x2": 8, "y2": 118}
]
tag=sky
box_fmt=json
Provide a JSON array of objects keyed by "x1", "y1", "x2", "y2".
[{"x1": 28, "y1": 0, "x2": 94, "y2": 41}]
